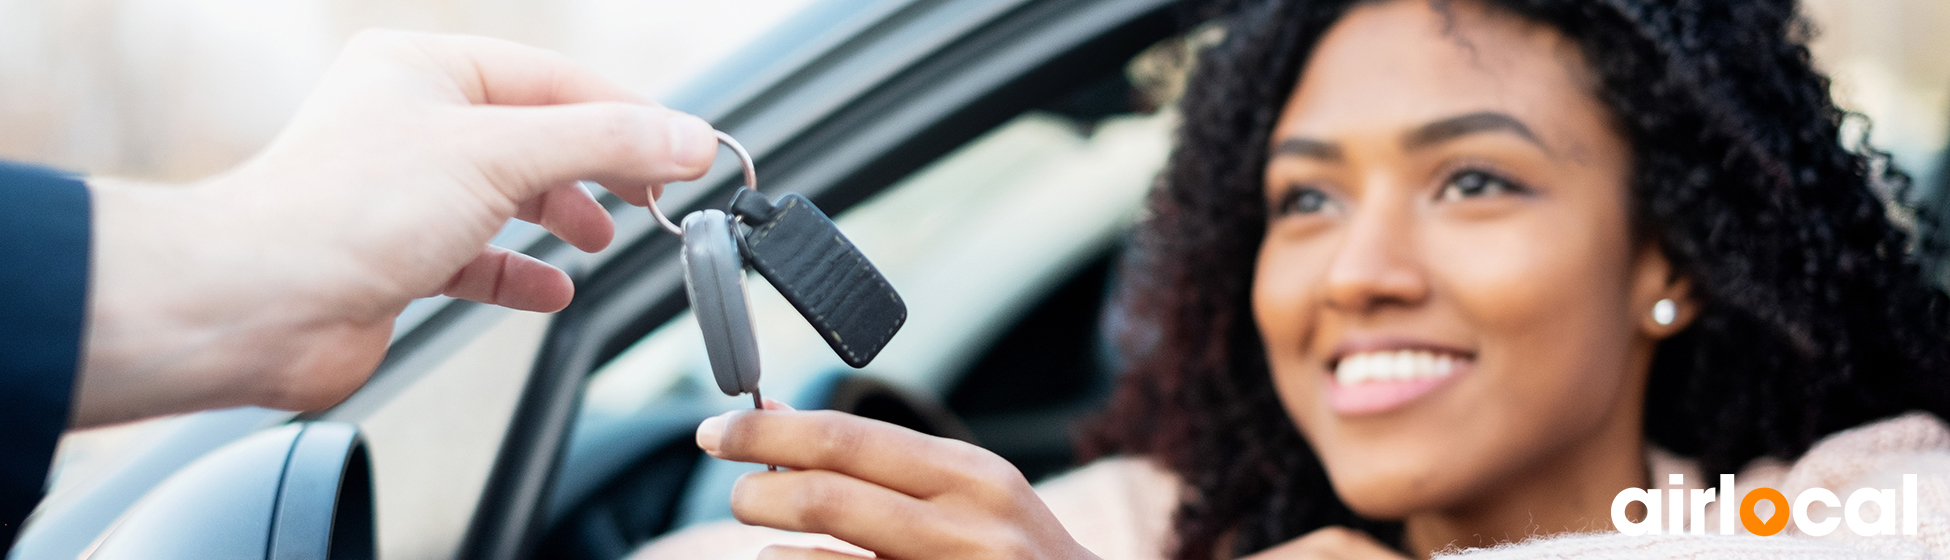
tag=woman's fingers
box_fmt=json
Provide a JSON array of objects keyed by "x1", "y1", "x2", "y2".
[
  {"x1": 731, "y1": 469, "x2": 966, "y2": 560},
  {"x1": 757, "y1": 545, "x2": 874, "y2": 560},
  {"x1": 699, "y1": 410, "x2": 1020, "y2": 501},
  {"x1": 439, "y1": 245, "x2": 574, "y2": 312},
  {"x1": 700, "y1": 410, "x2": 1097, "y2": 560},
  {"x1": 514, "y1": 182, "x2": 614, "y2": 252}
]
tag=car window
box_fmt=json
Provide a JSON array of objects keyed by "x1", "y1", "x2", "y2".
[
  {"x1": 564, "y1": 104, "x2": 1171, "y2": 536},
  {"x1": 529, "y1": 28, "x2": 1208, "y2": 556},
  {"x1": 581, "y1": 108, "x2": 1173, "y2": 422}
]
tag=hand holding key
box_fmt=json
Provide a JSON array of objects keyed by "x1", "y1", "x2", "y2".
[
  {"x1": 695, "y1": 406, "x2": 1101, "y2": 560},
  {"x1": 77, "y1": 30, "x2": 718, "y2": 427}
]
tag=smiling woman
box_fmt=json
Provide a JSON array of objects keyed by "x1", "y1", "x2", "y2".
[
  {"x1": 1250, "y1": 0, "x2": 1673, "y2": 548},
  {"x1": 638, "y1": 0, "x2": 1950, "y2": 559},
  {"x1": 1085, "y1": 0, "x2": 1950, "y2": 558}
]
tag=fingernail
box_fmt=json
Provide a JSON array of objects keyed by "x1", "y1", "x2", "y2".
[
  {"x1": 668, "y1": 113, "x2": 717, "y2": 172},
  {"x1": 696, "y1": 412, "x2": 730, "y2": 454},
  {"x1": 760, "y1": 398, "x2": 794, "y2": 411}
]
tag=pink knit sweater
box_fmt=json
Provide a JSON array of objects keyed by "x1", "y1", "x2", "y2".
[{"x1": 630, "y1": 412, "x2": 1950, "y2": 560}]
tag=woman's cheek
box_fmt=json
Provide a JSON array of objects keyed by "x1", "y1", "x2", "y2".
[
  {"x1": 1253, "y1": 236, "x2": 1321, "y2": 367},
  {"x1": 1254, "y1": 233, "x2": 1340, "y2": 427},
  {"x1": 1422, "y1": 210, "x2": 1636, "y2": 435}
]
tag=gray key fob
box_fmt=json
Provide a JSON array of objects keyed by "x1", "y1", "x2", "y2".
[
  {"x1": 731, "y1": 191, "x2": 906, "y2": 368},
  {"x1": 680, "y1": 209, "x2": 761, "y2": 396}
]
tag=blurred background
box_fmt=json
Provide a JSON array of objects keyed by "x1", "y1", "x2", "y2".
[
  {"x1": 0, "y1": 0, "x2": 818, "y2": 181},
  {"x1": 0, "y1": 0, "x2": 1942, "y2": 187}
]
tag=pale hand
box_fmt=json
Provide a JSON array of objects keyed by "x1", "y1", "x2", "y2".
[{"x1": 77, "y1": 30, "x2": 718, "y2": 426}]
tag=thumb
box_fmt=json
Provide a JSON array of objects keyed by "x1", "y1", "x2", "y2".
[{"x1": 461, "y1": 102, "x2": 719, "y2": 204}]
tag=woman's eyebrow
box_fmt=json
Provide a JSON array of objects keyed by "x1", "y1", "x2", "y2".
[
  {"x1": 1272, "y1": 137, "x2": 1344, "y2": 162},
  {"x1": 1402, "y1": 111, "x2": 1549, "y2": 154}
]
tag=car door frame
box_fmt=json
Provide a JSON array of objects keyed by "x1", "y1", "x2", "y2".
[{"x1": 453, "y1": 1, "x2": 1184, "y2": 559}]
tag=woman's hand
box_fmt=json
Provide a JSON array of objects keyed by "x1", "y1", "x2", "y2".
[
  {"x1": 695, "y1": 406, "x2": 1100, "y2": 560},
  {"x1": 1242, "y1": 527, "x2": 1409, "y2": 560}
]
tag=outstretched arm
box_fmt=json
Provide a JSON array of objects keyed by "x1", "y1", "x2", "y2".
[{"x1": 75, "y1": 30, "x2": 718, "y2": 427}]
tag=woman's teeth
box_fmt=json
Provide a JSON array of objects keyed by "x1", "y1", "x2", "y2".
[{"x1": 1333, "y1": 350, "x2": 1460, "y2": 385}]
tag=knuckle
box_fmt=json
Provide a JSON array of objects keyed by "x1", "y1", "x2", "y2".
[
  {"x1": 595, "y1": 104, "x2": 660, "y2": 164},
  {"x1": 948, "y1": 443, "x2": 1028, "y2": 504},
  {"x1": 792, "y1": 476, "x2": 850, "y2": 533},
  {"x1": 806, "y1": 412, "x2": 867, "y2": 466}
]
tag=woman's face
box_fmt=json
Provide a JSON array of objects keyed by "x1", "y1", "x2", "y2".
[{"x1": 1253, "y1": 0, "x2": 1677, "y2": 519}]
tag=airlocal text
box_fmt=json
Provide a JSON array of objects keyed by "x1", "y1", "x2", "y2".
[{"x1": 1611, "y1": 474, "x2": 1918, "y2": 537}]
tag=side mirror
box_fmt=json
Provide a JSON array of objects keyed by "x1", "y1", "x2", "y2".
[{"x1": 84, "y1": 422, "x2": 374, "y2": 560}]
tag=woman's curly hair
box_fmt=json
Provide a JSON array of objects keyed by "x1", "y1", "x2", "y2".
[{"x1": 1080, "y1": 0, "x2": 1950, "y2": 558}]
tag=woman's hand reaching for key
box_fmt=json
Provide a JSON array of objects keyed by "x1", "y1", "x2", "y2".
[
  {"x1": 75, "y1": 30, "x2": 719, "y2": 427},
  {"x1": 695, "y1": 403, "x2": 1101, "y2": 560}
]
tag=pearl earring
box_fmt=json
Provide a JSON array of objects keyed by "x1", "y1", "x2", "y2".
[{"x1": 1652, "y1": 298, "x2": 1677, "y2": 326}]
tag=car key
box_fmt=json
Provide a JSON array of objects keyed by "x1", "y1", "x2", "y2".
[
  {"x1": 648, "y1": 132, "x2": 771, "y2": 410},
  {"x1": 678, "y1": 208, "x2": 761, "y2": 400},
  {"x1": 729, "y1": 189, "x2": 906, "y2": 368},
  {"x1": 646, "y1": 131, "x2": 906, "y2": 468}
]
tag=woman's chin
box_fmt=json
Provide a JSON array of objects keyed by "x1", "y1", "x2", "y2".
[{"x1": 1325, "y1": 467, "x2": 1459, "y2": 521}]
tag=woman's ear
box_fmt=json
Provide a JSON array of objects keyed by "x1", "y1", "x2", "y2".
[{"x1": 1629, "y1": 244, "x2": 1696, "y2": 339}]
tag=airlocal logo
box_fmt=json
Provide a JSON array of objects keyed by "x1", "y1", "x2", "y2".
[{"x1": 1611, "y1": 474, "x2": 1919, "y2": 537}]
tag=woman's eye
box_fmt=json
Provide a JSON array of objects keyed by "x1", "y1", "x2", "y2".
[
  {"x1": 1275, "y1": 186, "x2": 1333, "y2": 216},
  {"x1": 1438, "y1": 170, "x2": 1525, "y2": 201}
]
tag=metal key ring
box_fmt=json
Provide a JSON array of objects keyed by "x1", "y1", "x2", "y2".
[{"x1": 648, "y1": 130, "x2": 758, "y2": 235}]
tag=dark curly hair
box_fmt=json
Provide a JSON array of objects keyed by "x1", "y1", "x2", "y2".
[{"x1": 1080, "y1": 1, "x2": 1950, "y2": 559}]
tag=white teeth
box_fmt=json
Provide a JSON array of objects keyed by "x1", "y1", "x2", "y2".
[{"x1": 1333, "y1": 350, "x2": 1463, "y2": 385}]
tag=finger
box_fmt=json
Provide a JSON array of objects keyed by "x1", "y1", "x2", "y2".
[
  {"x1": 761, "y1": 398, "x2": 794, "y2": 411},
  {"x1": 588, "y1": 182, "x2": 663, "y2": 208},
  {"x1": 462, "y1": 103, "x2": 716, "y2": 203},
  {"x1": 357, "y1": 30, "x2": 645, "y2": 106},
  {"x1": 440, "y1": 245, "x2": 574, "y2": 312},
  {"x1": 757, "y1": 545, "x2": 873, "y2": 560},
  {"x1": 514, "y1": 182, "x2": 613, "y2": 252},
  {"x1": 732, "y1": 470, "x2": 962, "y2": 560},
  {"x1": 704, "y1": 410, "x2": 1014, "y2": 500}
]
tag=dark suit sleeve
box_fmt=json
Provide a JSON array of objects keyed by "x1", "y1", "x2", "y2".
[{"x1": 0, "y1": 161, "x2": 90, "y2": 545}]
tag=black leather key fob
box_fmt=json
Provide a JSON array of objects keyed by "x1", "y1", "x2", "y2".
[{"x1": 732, "y1": 191, "x2": 906, "y2": 368}]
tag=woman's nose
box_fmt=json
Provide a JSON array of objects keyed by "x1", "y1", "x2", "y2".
[{"x1": 1324, "y1": 200, "x2": 1429, "y2": 314}]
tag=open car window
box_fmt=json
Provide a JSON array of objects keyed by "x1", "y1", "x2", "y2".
[
  {"x1": 544, "y1": 61, "x2": 1184, "y2": 555},
  {"x1": 583, "y1": 109, "x2": 1173, "y2": 421}
]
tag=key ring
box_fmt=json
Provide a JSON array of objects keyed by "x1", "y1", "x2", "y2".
[{"x1": 648, "y1": 130, "x2": 757, "y2": 235}]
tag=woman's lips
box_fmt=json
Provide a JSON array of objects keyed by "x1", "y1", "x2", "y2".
[{"x1": 1326, "y1": 349, "x2": 1471, "y2": 415}]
